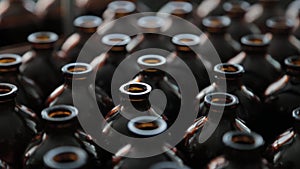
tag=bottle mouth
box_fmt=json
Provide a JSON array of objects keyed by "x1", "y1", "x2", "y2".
[
  {"x1": 43, "y1": 146, "x2": 87, "y2": 169},
  {"x1": 0, "y1": 83, "x2": 17, "y2": 101},
  {"x1": 119, "y1": 82, "x2": 152, "y2": 96},
  {"x1": 293, "y1": 107, "x2": 300, "y2": 120},
  {"x1": 172, "y1": 34, "x2": 200, "y2": 47},
  {"x1": 266, "y1": 17, "x2": 294, "y2": 33},
  {"x1": 0, "y1": 54, "x2": 22, "y2": 70},
  {"x1": 241, "y1": 34, "x2": 270, "y2": 47},
  {"x1": 285, "y1": 56, "x2": 300, "y2": 74},
  {"x1": 223, "y1": 1, "x2": 249, "y2": 16},
  {"x1": 137, "y1": 16, "x2": 165, "y2": 32},
  {"x1": 202, "y1": 16, "x2": 231, "y2": 33},
  {"x1": 127, "y1": 116, "x2": 167, "y2": 136},
  {"x1": 204, "y1": 92, "x2": 239, "y2": 108},
  {"x1": 223, "y1": 131, "x2": 264, "y2": 151},
  {"x1": 108, "y1": 1, "x2": 136, "y2": 15},
  {"x1": 214, "y1": 63, "x2": 244, "y2": 79},
  {"x1": 62, "y1": 63, "x2": 93, "y2": 80},
  {"x1": 73, "y1": 15, "x2": 102, "y2": 29},
  {"x1": 150, "y1": 162, "x2": 190, "y2": 169},
  {"x1": 41, "y1": 105, "x2": 78, "y2": 122},
  {"x1": 167, "y1": 1, "x2": 193, "y2": 15},
  {"x1": 101, "y1": 33, "x2": 131, "y2": 47},
  {"x1": 28, "y1": 32, "x2": 58, "y2": 44},
  {"x1": 137, "y1": 54, "x2": 166, "y2": 70}
]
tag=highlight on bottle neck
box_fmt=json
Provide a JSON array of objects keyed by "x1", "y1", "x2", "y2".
[
  {"x1": 202, "y1": 16, "x2": 231, "y2": 34},
  {"x1": 43, "y1": 146, "x2": 88, "y2": 169},
  {"x1": 107, "y1": 0, "x2": 136, "y2": 19},
  {"x1": 223, "y1": 1, "x2": 250, "y2": 19},
  {"x1": 28, "y1": 32, "x2": 58, "y2": 49},
  {"x1": 101, "y1": 33, "x2": 131, "y2": 52},
  {"x1": 62, "y1": 63, "x2": 93, "y2": 81},
  {"x1": 172, "y1": 33, "x2": 200, "y2": 52},
  {"x1": 137, "y1": 54, "x2": 166, "y2": 74},
  {"x1": 150, "y1": 162, "x2": 191, "y2": 169},
  {"x1": 73, "y1": 15, "x2": 102, "y2": 33},
  {"x1": 204, "y1": 92, "x2": 239, "y2": 112},
  {"x1": 241, "y1": 34, "x2": 270, "y2": 54},
  {"x1": 0, "y1": 83, "x2": 17, "y2": 102},
  {"x1": 127, "y1": 116, "x2": 167, "y2": 137},
  {"x1": 167, "y1": 1, "x2": 193, "y2": 18},
  {"x1": 266, "y1": 17, "x2": 294, "y2": 35},
  {"x1": 285, "y1": 56, "x2": 300, "y2": 76},
  {"x1": 214, "y1": 63, "x2": 244, "y2": 81},
  {"x1": 0, "y1": 54, "x2": 22, "y2": 72},
  {"x1": 137, "y1": 16, "x2": 165, "y2": 33}
]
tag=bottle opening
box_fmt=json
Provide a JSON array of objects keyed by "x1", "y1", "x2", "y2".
[
  {"x1": 44, "y1": 146, "x2": 87, "y2": 169},
  {"x1": 266, "y1": 17, "x2": 294, "y2": 30},
  {"x1": 73, "y1": 15, "x2": 102, "y2": 28},
  {"x1": 150, "y1": 162, "x2": 190, "y2": 169},
  {"x1": 172, "y1": 34, "x2": 200, "y2": 46},
  {"x1": 241, "y1": 34, "x2": 270, "y2": 47},
  {"x1": 223, "y1": 1, "x2": 249, "y2": 14},
  {"x1": 28, "y1": 32, "x2": 58, "y2": 43},
  {"x1": 137, "y1": 16, "x2": 164, "y2": 29},
  {"x1": 48, "y1": 110, "x2": 72, "y2": 118},
  {"x1": 285, "y1": 56, "x2": 300, "y2": 68},
  {"x1": 120, "y1": 82, "x2": 152, "y2": 96},
  {"x1": 128, "y1": 116, "x2": 167, "y2": 136},
  {"x1": 223, "y1": 131, "x2": 264, "y2": 150},
  {"x1": 204, "y1": 92, "x2": 238, "y2": 107},
  {"x1": 214, "y1": 63, "x2": 244, "y2": 78},
  {"x1": 0, "y1": 86, "x2": 13, "y2": 95},
  {"x1": 137, "y1": 55, "x2": 166, "y2": 68},
  {"x1": 0, "y1": 54, "x2": 22, "y2": 69},
  {"x1": 231, "y1": 135, "x2": 255, "y2": 145},
  {"x1": 108, "y1": 1, "x2": 136, "y2": 14},
  {"x1": 42, "y1": 105, "x2": 78, "y2": 122},
  {"x1": 62, "y1": 63, "x2": 92, "y2": 78},
  {"x1": 168, "y1": 1, "x2": 193, "y2": 15},
  {"x1": 102, "y1": 34, "x2": 131, "y2": 46},
  {"x1": 0, "y1": 57, "x2": 16, "y2": 64},
  {"x1": 202, "y1": 16, "x2": 231, "y2": 28},
  {"x1": 67, "y1": 66, "x2": 88, "y2": 73},
  {"x1": 0, "y1": 83, "x2": 17, "y2": 100},
  {"x1": 293, "y1": 107, "x2": 300, "y2": 120}
]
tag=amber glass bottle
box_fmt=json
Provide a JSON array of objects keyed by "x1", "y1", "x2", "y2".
[
  {"x1": 0, "y1": 0, "x2": 38, "y2": 46},
  {"x1": 55, "y1": 15, "x2": 102, "y2": 67},
  {"x1": 197, "y1": 63, "x2": 263, "y2": 134},
  {"x1": 93, "y1": 33, "x2": 132, "y2": 97},
  {"x1": 47, "y1": 62, "x2": 113, "y2": 116},
  {"x1": 264, "y1": 56, "x2": 300, "y2": 141},
  {"x1": 112, "y1": 116, "x2": 183, "y2": 169},
  {"x1": 21, "y1": 32, "x2": 62, "y2": 100},
  {"x1": 229, "y1": 34, "x2": 281, "y2": 98},
  {"x1": 43, "y1": 146, "x2": 91, "y2": 169},
  {"x1": 171, "y1": 33, "x2": 211, "y2": 91},
  {"x1": 182, "y1": 92, "x2": 250, "y2": 169},
  {"x1": 134, "y1": 54, "x2": 181, "y2": 124},
  {"x1": 0, "y1": 54, "x2": 44, "y2": 112},
  {"x1": 207, "y1": 131, "x2": 271, "y2": 169},
  {"x1": 223, "y1": 1, "x2": 260, "y2": 42},
  {"x1": 0, "y1": 83, "x2": 37, "y2": 168},
  {"x1": 23, "y1": 105, "x2": 101, "y2": 169},
  {"x1": 266, "y1": 17, "x2": 300, "y2": 66},
  {"x1": 266, "y1": 107, "x2": 300, "y2": 169},
  {"x1": 201, "y1": 16, "x2": 241, "y2": 63}
]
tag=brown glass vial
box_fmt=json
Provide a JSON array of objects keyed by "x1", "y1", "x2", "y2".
[
  {"x1": 93, "y1": 33, "x2": 132, "y2": 97},
  {"x1": 21, "y1": 32, "x2": 63, "y2": 100},
  {"x1": 264, "y1": 56, "x2": 300, "y2": 141},
  {"x1": 43, "y1": 146, "x2": 90, "y2": 169},
  {"x1": 47, "y1": 62, "x2": 113, "y2": 117},
  {"x1": 171, "y1": 33, "x2": 211, "y2": 90},
  {"x1": 112, "y1": 116, "x2": 183, "y2": 169},
  {"x1": 196, "y1": 63, "x2": 263, "y2": 134},
  {"x1": 223, "y1": 1, "x2": 260, "y2": 42},
  {"x1": 0, "y1": 54, "x2": 44, "y2": 112},
  {"x1": 266, "y1": 107, "x2": 300, "y2": 169},
  {"x1": 55, "y1": 15, "x2": 102, "y2": 67},
  {"x1": 266, "y1": 17, "x2": 300, "y2": 66},
  {"x1": 201, "y1": 16, "x2": 241, "y2": 63},
  {"x1": 207, "y1": 131, "x2": 271, "y2": 169},
  {"x1": 229, "y1": 34, "x2": 281, "y2": 99},
  {"x1": 0, "y1": 0, "x2": 38, "y2": 46},
  {"x1": 181, "y1": 92, "x2": 250, "y2": 169},
  {"x1": 23, "y1": 105, "x2": 101, "y2": 169},
  {"x1": 0, "y1": 83, "x2": 37, "y2": 168},
  {"x1": 134, "y1": 54, "x2": 181, "y2": 124}
]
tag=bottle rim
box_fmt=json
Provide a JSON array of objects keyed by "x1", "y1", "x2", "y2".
[
  {"x1": 28, "y1": 32, "x2": 58, "y2": 44},
  {"x1": 61, "y1": 63, "x2": 93, "y2": 79},
  {"x1": 172, "y1": 34, "x2": 200, "y2": 47},
  {"x1": 41, "y1": 105, "x2": 78, "y2": 122},
  {"x1": 73, "y1": 15, "x2": 102, "y2": 28},
  {"x1": 0, "y1": 54, "x2": 22, "y2": 68},
  {"x1": 266, "y1": 17, "x2": 294, "y2": 32},
  {"x1": 285, "y1": 56, "x2": 300, "y2": 71},
  {"x1": 204, "y1": 92, "x2": 239, "y2": 107},
  {"x1": 168, "y1": 1, "x2": 193, "y2": 15},
  {"x1": 293, "y1": 107, "x2": 300, "y2": 120},
  {"x1": 0, "y1": 83, "x2": 18, "y2": 100},
  {"x1": 127, "y1": 116, "x2": 167, "y2": 136},
  {"x1": 150, "y1": 162, "x2": 191, "y2": 169},
  {"x1": 202, "y1": 16, "x2": 231, "y2": 29},
  {"x1": 223, "y1": 1, "x2": 250, "y2": 15},
  {"x1": 223, "y1": 131, "x2": 264, "y2": 151},
  {"x1": 241, "y1": 34, "x2": 270, "y2": 47},
  {"x1": 101, "y1": 33, "x2": 131, "y2": 46},
  {"x1": 108, "y1": 0, "x2": 136, "y2": 14},
  {"x1": 119, "y1": 82, "x2": 152, "y2": 96},
  {"x1": 137, "y1": 54, "x2": 167, "y2": 68},
  {"x1": 137, "y1": 16, "x2": 165, "y2": 29},
  {"x1": 43, "y1": 146, "x2": 87, "y2": 169},
  {"x1": 214, "y1": 63, "x2": 244, "y2": 79}
]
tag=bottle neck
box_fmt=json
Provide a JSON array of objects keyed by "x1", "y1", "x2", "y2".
[
  {"x1": 120, "y1": 97, "x2": 151, "y2": 112},
  {"x1": 0, "y1": 99, "x2": 16, "y2": 112},
  {"x1": 215, "y1": 78, "x2": 242, "y2": 92},
  {"x1": 225, "y1": 149, "x2": 261, "y2": 163}
]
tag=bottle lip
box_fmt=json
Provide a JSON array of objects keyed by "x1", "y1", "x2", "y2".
[
  {"x1": 137, "y1": 16, "x2": 165, "y2": 30},
  {"x1": 202, "y1": 16, "x2": 231, "y2": 33},
  {"x1": 223, "y1": 1, "x2": 250, "y2": 16},
  {"x1": 137, "y1": 54, "x2": 166, "y2": 68},
  {"x1": 285, "y1": 56, "x2": 300, "y2": 72},
  {"x1": 0, "y1": 54, "x2": 22, "y2": 69},
  {"x1": 266, "y1": 17, "x2": 294, "y2": 33},
  {"x1": 241, "y1": 34, "x2": 270, "y2": 47},
  {"x1": 101, "y1": 33, "x2": 131, "y2": 47},
  {"x1": 150, "y1": 162, "x2": 191, "y2": 169},
  {"x1": 0, "y1": 83, "x2": 18, "y2": 101},
  {"x1": 168, "y1": 1, "x2": 193, "y2": 15},
  {"x1": 108, "y1": 0, "x2": 136, "y2": 14},
  {"x1": 28, "y1": 32, "x2": 58, "y2": 44},
  {"x1": 223, "y1": 131, "x2": 264, "y2": 151},
  {"x1": 127, "y1": 116, "x2": 167, "y2": 136},
  {"x1": 293, "y1": 107, "x2": 300, "y2": 121},
  {"x1": 43, "y1": 146, "x2": 87, "y2": 169},
  {"x1": 172, "y1": 34, "x2": 200, "y2": 47},
  {"x1": 204, "y1": 92, "x2": 239, "y2": 107},
  {"x1": 73, "y1": 15, "x2": 102, "y2": 29},
  {"x1": 41, "y1": 105, "x2": 78, "y2": 122},
  {"x1": 214, "y1": 63, "x2": 244, "y2": 79},
  {"x1": 61, "y1": 63, "x2": 93, "y2": 79},
  {"x1": 119, "y1": 82, "x2": 152, "y2": 96}
]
